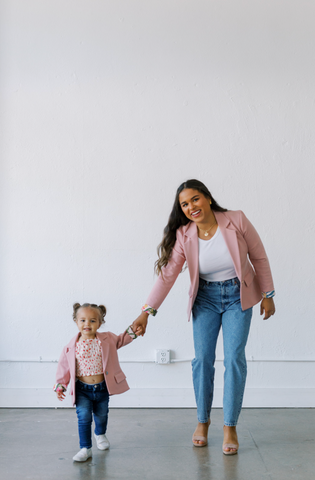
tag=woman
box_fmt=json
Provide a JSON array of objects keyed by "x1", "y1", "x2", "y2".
[{"x1": 133, "y1": 179, "x2": 275, "y2": 455}]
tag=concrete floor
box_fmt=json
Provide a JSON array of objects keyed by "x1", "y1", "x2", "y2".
[{"x1": 0, "y1": 408, "x2": 314, "y2": 480}]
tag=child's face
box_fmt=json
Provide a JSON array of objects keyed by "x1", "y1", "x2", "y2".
[{"x1": 75, "y1": 306, "x2": 102, "y2": 339}]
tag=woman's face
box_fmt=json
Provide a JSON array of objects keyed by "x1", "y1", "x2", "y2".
[{"x1": 179, "y1": 188, "x2": 212, "y2": 224}]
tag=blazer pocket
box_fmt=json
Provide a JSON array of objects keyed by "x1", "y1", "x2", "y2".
[
  {"x1": 244, "y1": 269, "x2": 255, "y2": 287},
  {"x1": 114, "y1": 372, "x2": 126, "y2": 384}
]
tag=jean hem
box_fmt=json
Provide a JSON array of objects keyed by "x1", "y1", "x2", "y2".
[{"x1": 197, "y1": 418, "x2": 210, "y2": 424}]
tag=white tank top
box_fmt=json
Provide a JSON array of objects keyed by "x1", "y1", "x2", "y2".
[{"x1": 198, "y1": 227, "x2": 237, "y2": 282}]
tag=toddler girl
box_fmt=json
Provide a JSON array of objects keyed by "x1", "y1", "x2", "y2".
[{"x1": 54, "y1": 302, "x2": 137, "y2": 462}]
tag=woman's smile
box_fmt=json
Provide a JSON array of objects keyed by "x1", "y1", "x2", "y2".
[{"x1": 191, "y1": 209, "x2": 201, "y2": 218}]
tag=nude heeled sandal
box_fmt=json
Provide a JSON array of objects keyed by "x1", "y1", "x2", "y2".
[
  {"x1": 192, "y1": 420, "x2": 211, "y2": 447},
  {"x1": 222, "y1": 425, "x2": 239, "y2": 455},
  {"x1": 222, "y1": 443, "x2": 239, "y2": 455}
]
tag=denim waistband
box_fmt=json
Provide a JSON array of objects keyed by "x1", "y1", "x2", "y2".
[
  {"x1": 76, "y1": 380, "x2": 107, "y2": 392},
  {"x1": 199, "y1": 277, "x2": 239, "y2": 287}
]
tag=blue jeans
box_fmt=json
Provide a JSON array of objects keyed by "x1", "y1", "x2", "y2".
[
  {"x1": 192, "y1": 277, "x2": 252, "y2": 426},
  {"x1": 75, "y1": 380, "x2": 109, "y2": 449}
]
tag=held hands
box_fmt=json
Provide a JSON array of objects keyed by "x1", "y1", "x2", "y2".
[
  {"x1": 132, "y1": 312, "x2": 149, "y2": 337},
  {"x1": 260, "y1": 298, "x2": 276, "y2": 320}
]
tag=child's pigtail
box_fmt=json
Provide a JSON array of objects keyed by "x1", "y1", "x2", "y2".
[
  {"x1": 73, "y1": 303, "x2": 81, "y2": 321},
  {"x1": 72, "y1": 302, "x2": 106, "y2": 325},
  {"x1": 98, "y1": 305, "x2": 106, "y2": 324}
]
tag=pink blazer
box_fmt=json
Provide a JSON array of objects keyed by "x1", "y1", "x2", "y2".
[
  {"x1": 146, "y1": 210, "x2": 274, "y2": 319},
  {"x1": 55, "y1": 330, "x2": 133, "y2": 406}
]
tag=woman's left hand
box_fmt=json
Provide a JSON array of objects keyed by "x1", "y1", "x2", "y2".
[{"x1": 260, "y1": 298, "x2": 276, "y2": 320}]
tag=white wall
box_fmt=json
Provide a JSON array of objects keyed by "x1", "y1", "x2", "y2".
[{"x1": 1, "y1": 0, "x2": 314, "y2": 408}]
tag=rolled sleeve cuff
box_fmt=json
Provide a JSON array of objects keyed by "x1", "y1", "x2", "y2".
[
  {"x1": 141, "y1": 304, "x2": 157, "y2": 316},
  {"x1": 53, "y1": 383, "x2": 67, "y2": 393},
  {"x1": 126, "y1": 325, "x2": 138, "y2": 339},
  {"x1": 262, "y1": 290, "x2": 275, "y2": 299}
]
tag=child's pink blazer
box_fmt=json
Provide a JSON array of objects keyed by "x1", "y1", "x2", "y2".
[
  {"x1": 55, "y1": 331, "x2": 133, "y2": 406},
  {"x1": 146, "y1": 210, "x2": 275, "y2": 320}
]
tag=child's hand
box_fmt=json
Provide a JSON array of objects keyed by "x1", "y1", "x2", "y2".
[{"x1": 56, "y1": 390, "x2": 66, "y2": 401}]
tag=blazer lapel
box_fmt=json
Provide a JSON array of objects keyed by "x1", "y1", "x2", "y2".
[
  {"x1": 97, "y1": 332, "x2": 109, "y2": 366},
  {"x1": 214, "y1": 212, "x2": 241, "y2": 278},
  {"x1": 65, "y1": 333, "x2": 80, "y2": 379},
  {"x1": 182, "y1": 222, "x2": 199, "y2": 285}
]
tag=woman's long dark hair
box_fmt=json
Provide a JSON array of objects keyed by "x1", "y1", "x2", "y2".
[{"x1": 154, "y1": 179, "x2": 227, "y2": 276}]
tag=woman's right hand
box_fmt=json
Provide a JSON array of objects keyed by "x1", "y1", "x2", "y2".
[{"x1": 132, "y1": 312, "x2": 149, "y2": 336}]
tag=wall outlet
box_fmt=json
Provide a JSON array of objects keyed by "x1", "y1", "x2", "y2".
[{"x1": 155, "y1": 349, "x2": 171, "y2": 364}]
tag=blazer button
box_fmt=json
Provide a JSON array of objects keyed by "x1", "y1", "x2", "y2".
[{"x1": 105, "y1": 371, "x2": 108, "y2": 375}]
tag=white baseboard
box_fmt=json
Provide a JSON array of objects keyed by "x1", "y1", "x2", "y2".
[{"x1": 0, "y1": 387, "x2": 314, "y2": 408}]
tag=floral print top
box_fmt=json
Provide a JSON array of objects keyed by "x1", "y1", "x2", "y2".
[{"x1": 75, "y1": 337, "x2": 103, "y2": 377}]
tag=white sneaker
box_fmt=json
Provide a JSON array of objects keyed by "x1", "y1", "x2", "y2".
[
  {"x1": 73, "y1": 447, "x2": 92, "y2": 462},
  {"x1": 94, "y1": 433, "x2": 110, "y2": 450}
]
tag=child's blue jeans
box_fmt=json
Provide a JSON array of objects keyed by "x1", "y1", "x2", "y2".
[
  {"x1": 75, "y1": 380, "x2": 109, "y2": 449},
  {"x1": 192, "y1": 277, "x2": 252, "y2": 426}
]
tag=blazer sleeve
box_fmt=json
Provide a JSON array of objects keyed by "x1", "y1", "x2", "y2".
[
  {"x1": 113, "y1": 330, "x2": 134, "y2": 349},
  {"x1": 55, "y1": 346, "x2": 71, "y2": 390},
  {"x1": 145, "y1": 229, "x2": 186, "y2": 311},
  {"x1": 239, "y1": 211, "x2": 275, "y2": 294}
]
